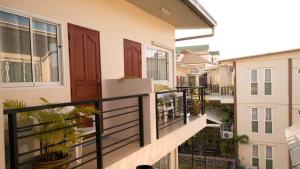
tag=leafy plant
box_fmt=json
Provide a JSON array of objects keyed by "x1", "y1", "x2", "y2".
[
  {"x1": 4, "y1": 98, "x2": 96, "y2": 161},
  {"x1": 220, "y1": 134, "x2": 249, "y2": 158},
  {"x1": 154, "y1": 84, "x2": 172, "y2": 92}
]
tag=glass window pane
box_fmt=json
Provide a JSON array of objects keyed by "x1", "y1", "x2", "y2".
[
  {"x1": 153, "y1": 153, "x2": 170, "y2": 169},
  {"x1": 265, "y1": 82, "x2": 272, "y2": 95},
  {"x1": 252, "y1": 108, "x2": 258, "y2": 120},
  {"x1": 265, "y1": 69, "x2": 272, "y2": 82},
  {"x1": 265, "y1": 122, "x2": 272, "y2": 133},
  {"x1": 251, "y1": 70, "x2": 257, "y2": 82},
  {"x1": 146, "y1": 48, "x2": 158, "y2": 80},
  {"x1": 32, "y1": 20, "x2": 59, "y2": 82},
  {"x1": 266, "y1": 159, "x2": 273, "y2": 169},
  {"x1": 252, "y1": 121, "x2": 258, "y2": 132},
  {"x1": 253, "y1": 145, "x2": 258, "y2": 156},
  {"x1": 0, "y1": 11, "x2": 32, "y2": 82},
  {"x1": 252, "y1": 158, "x2": 259, "y2": 167},
  {"x1": 157, "y1": 51, "x2": 168, "y2": 80},
  {"x1": 251, "y1": 83, "x2": 258, "y2": 95},
  {"x1": 266, "y1": 146, "x2": 272, "y2": 158},
  {"x1": 266, "y1": 108, "x2": 272, "y2": 120},
  {"x1": 146, "y1": 48, "x2": 168, "y2": 81}
]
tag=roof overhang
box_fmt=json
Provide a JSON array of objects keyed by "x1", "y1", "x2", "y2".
[{"x1": 126, "y1": 0, "x2": 217, "y2": 29}]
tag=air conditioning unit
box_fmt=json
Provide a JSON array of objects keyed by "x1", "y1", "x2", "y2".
[
  {"x1": 221, "y1": 131, "x2": 233, "y2": 139},
  {"x1": 220, "y1": 122, "x2": 234, "y2": 139},
  {"x1": 245, "y1": 166, "x2": 258, "y2": 169}
]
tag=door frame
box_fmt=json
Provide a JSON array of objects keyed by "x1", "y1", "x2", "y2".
[
  {"x1": 123, "y1": 39, "x2": 142, "y2": 78},
  {"x1": 67, "y1": 23, "x2": 102, "y2": 101}
]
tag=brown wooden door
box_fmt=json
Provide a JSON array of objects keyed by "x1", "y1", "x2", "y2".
[
  {"x1": 68, "y1": 24, "x2": 101, "y2": 102},
  {"x1": 124, "y1": 39, "x2": 142, "y2": 78}
]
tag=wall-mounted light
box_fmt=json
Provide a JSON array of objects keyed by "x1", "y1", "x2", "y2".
[{"x1": 160, "y1": 7, "x2": 172, "y2": 17}]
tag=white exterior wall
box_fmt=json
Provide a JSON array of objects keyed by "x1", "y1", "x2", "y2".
[
  {"x1": 0, "y1": 0, "x2": 175, "y2": 105},
  {"x1": 0, "y1": 0, "x2": 178, "y2": 168},
  {"x1": 235, "y1": 51, "x2": 300, "y2": 169}
]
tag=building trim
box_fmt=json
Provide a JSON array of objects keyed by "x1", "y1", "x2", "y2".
[
  {"x1": 220, "y1": 48, "x2": 300, "y2": 63},
  {"x1": 288, "y1": 58, "x2": 292, "y2": 126},
  {"x1": 288, "y1": 58, "x2": 293, "y2": 169},
  {"x1": 233, "y1": 61, "x2": 238, "y2": 159}
]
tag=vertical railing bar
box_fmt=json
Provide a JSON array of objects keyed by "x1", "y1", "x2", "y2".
[
  {"x1": 202, "y1": 87, "x2": 205, "y2": 115},
  {"x1": 138, "y1": 96, "x2": 144, "y2": 147},
  {"x1": 8, "y1": 113, "x2": 19, "y2": 169},
  {"x1": 155, "y1": 93, "x2": 160, "y2": 139},
  {"x1": 183, "y1": 90, "x2": 187, "y2": 124},
  {"x1": 94, "y1": 102, "x2": 103, "y2": 169}
]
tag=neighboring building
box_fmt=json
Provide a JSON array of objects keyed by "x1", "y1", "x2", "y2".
[
  {"x1": 0, "y1": 0, "x2": 217, "y2": 169},
  {"x1": 221, "y1": 48, "x2": 300, "y2": 169},
  {"x1": 175, "y1": 45, "x2": 236, "y2": 169},
  {"x1": 176, "y1": 45, "x2": 234, "y2": 103}
]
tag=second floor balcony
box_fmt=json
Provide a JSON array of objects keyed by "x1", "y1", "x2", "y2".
[{"x1": 3, "y1": 80, "x2": 207, "y2": 169}]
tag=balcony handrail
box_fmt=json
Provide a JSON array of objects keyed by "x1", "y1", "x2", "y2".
[
  {"x1": 155, "y1": 87, "x2": 205, "y2": 139},
  {"x1": 4, "y1": 93, "x2": 149, "y2": 115}
]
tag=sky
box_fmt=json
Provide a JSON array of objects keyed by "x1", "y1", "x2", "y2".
[{"x1": 175, "y1": 0, "x2": 300, "y2": 60}]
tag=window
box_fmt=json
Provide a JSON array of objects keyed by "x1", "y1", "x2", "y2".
[
  {"x1": 252, "y1": 108, "x2": 258, "y2": 133},
  {"x1": 265, "y1": 108, "x2": 272, "y2": 133},
  {"x1": 266, "y1": 146, "x2": 273, "y2": 169},
  {"x1": 251, "y1": 69, "x2": 258, "y2": 95},
  {"x1": 0, "y1": 10, "x2": 61, "y2": 85},
  {"x1": 153, "y1": 153, "x2": 170, "y2": 169},
  {"x1": 264, "y1": 69, "x2": 272, "y2": 95},
  {"x1": 252, "y1": 145, "x2": 259, "y2": 168},
  {"x1": 146, "y1": 48, "x2": 168, "y2": 81}
]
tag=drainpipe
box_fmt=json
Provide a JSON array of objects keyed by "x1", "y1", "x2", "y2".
[{"x1": 175, "y1": 27, "x2": 215, "y2": 42}]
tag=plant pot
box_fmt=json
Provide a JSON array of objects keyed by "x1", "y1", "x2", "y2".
[{"x1": 33, "y1": 155, "x2": 71, "y2": 169}]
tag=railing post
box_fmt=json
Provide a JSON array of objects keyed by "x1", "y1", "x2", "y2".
[
  {"x1": 8, "y1": 113, "x2": 19, "y2": 169},
  {"x1": 155, "y1": 94, "x2": 159, "y2": 139},
  {"x1": 94, "y1": 102, "x2": 103, "y2": 169},
  {"x1": 138, "y1": 96, "x2": 144, "y2": 147},
  {"x1": 201, "y1": 87, "x2": 205, "y2": 115},
  {"x1": 183, "y1": 90, "x2": 187, "y2": 124}
]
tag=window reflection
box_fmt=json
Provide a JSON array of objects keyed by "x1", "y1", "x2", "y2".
[{"x1": 0, "y1": 11, "x2": 60, "y2": 84}]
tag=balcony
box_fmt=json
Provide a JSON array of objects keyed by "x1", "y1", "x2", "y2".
[
  {"x1": 155, "y1": 87, "x2": 205, "y2": 138},
  {"x1": 205, "y1": 84, "x2": 234, "y2": 104},
  {"x1": 4, "y1": 94, "x2": 148, "y2": 169},
  {"x1": 4, "y1": 81, "x2": 208, "y2": 169}
]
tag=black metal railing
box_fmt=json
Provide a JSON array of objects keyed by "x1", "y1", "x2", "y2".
[
  {"x1": 206, "y1": 84, "x2": 220, "y2": 95},
  {"x1": 4, "y1": 93, "x2": 148, "y2": 169},
  {"x1": 155, "y1": 87, "x2": 205, "y2": 139},
  {"x1": 220, "y1": 86, "x2": 234, "y2": 96}
]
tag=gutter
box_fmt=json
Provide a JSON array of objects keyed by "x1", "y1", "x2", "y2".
[{"x1": 175, "y1": 0, "x2": 216, "y2": 41}]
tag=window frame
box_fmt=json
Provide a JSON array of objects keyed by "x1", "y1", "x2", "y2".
[
  {"x1": 265, "y1": 108, "x2": 273, "y2": 134},
  {"x1": 250, "y1": 69, "x2": 258, "y2": 95},
  {"x1": 265, "y1": 146, "x2": 273, "y2": 169},
  {"x1": 0, "y1": 7, "x2": 63, "y2": 88},
  {"x1": 264, "y1": 68, "x2": 272, "y2": 95},
  {"x1": 251, "y1": 107, "x2": 259, "y2": 133},
  {"x1": 252, "y1": 144, "x2": 259, "y2": 168},
  {"x1": 145, "y1": 46, "x2": 170, "y2": 82}
]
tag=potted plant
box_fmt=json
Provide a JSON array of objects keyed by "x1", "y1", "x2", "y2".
[{"x1": 4, "y1": 98, "x2": 96, "y2": 169}]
